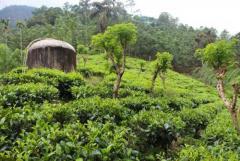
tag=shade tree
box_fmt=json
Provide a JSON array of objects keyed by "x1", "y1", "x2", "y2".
[
  {"x1": 151, "y1": 52, "x2": 173, "y2": 91},
  {"x1": 196, "y1": 39, "x2": 240, "y2": 134},
  {"x1": 92, "y1": 23, "x2": 137, "y2": 98}
]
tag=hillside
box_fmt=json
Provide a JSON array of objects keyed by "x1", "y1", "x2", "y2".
[
  {"x1": 0, "y1": 5, "x2": 35, "y2": 26},
  {"x1": 0, "y1": 54, "x2": 239, "y2": 160}
]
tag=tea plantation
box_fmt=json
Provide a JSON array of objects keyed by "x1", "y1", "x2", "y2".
[{"x1": 0, "y1": 54, "x2": 239, "y2": 160}]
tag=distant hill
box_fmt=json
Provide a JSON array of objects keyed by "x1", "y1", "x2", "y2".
[{"x1": 0, "y1": 5, "x2": 36, "y2": 27}]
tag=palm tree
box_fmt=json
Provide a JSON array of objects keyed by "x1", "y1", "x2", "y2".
[
  {"x1": 91, "y1": 0, "x2": 126, "y2": 32},
  {"x1": 16, "y1": 21, "x2": 26, "y2": 66},
  {"x1": 0, "y1": 19, "x2": 10, "y2": 45}
]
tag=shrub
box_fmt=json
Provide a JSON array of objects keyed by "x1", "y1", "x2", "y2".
[
  {"x1": 71, "y1": 85, "x2": 112, "y2": 99},
  {"x1": 0, "y1": 83, "x2": 58, "y2": 108},
  {"x1": 178, "y1": 144, "x2": 239, "y2": 161},
  {"x1": 179, "y1": 102, "x2": 223, "y2": 137},
  {"x1": 189, "y1": 93, "x2": 218, "y2": 108},
  {"x1": 118, "y1": 88, "x2": 145, "y2": 98},
  {"x1": 68, "y1": 97, "x2": 131, "y2": 124},
  {"x1": 46, "y1": 104, "x2": 77, "y2": 126},
  {"x1": 120, "y1": 96, "x2": 168, "y2": 112},
  {"x1": 166, "y1": 96, "x2": 193, "y2": 111},
  {"x1": 128, "y1": 110, "x2": 185, "y2": 152},
  {"x1": 77, "y1": 67, "x2": 105, "y2": 78},
  {"x1": 0, "y1": 68, "x2": 85, "y2": 100},
  {"x1": 0, "y1": 105, "x2": 41, "y2": 151},
  {"x1": 0, "y1": 72, "x2": 44, "y2": 85},
  {"x1": 3, "y1": 121, "x2": 138, "y2": 161},
  {"x1": 203, "y1": 110, "x2": 240, "y2": 149}
]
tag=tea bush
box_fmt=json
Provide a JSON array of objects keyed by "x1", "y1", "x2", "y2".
[
  {"x1": 77, "y1": 67, "x2": 105, "y2": 78},
  {"x1": 68, "y1": 97, "x2": 131, "y2": 124},
  {"x1": 119, "y1": 96, "x2": 168, "y2": 112},
  {"x1": 0, "y1": 83, "x2": 58, "y2": 107},
  {"x1": 128, "y1": 110, "x2": 185, "y2": 152},
  {"x1": 0, "y1": 68, "x2": 85, "y2": 100},
  {"x1": 178, "y1": 144, "x2": 239, "y2": 161},
  {"x1": 0, "y1": 54, "x2": 228, "y2": 160},
  {"x1": 203, "y1": 110, "x2": 240, "y2": 149},
  {"x1": 71, "y1": 85, "x2": 112, "y2": 99},
  {"x1": 1, "y1": 121, "x2": 138, "y2": 161},
  {"x1": 179, "y1": 102, "x2": 223, "y2": 137}
]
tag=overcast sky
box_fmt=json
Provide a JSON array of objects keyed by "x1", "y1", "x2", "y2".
[{"x1": 0, "y1": 0, "x2": 239, "y2": 35}]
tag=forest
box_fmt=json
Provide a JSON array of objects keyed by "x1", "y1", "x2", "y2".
[{"x1": 1, "y1": 0, "x2": 240, "y2": 160}]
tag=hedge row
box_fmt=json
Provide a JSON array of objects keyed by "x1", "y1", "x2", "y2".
[
  {"x1": 178, "y1": 101, "x2": 223, "y2": 137},
  {"x1": 0, "y1": 121, "x2": 138, "y2": 161},
  {"x1": 0, "y1": 83, "x2": 58, "y2": 108},
  {"x1": 0, "y1": 68, "x2": 85, "y2": 100}
]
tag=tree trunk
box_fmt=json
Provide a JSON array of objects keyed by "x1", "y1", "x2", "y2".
[
  {"x1": 230, "y1": 110, "x2": 240, "y2": 134},
  {"x1": 151, "y1": 70, "x2": 158, "y2": 92},
  {"x1": 216, "y1": 79, "x2": 230, "y2": 108},
  {"x1": 160, "y1": 73, "x2": 166, "y2": 89},
  {"x1": 20, "y1": 28, "x2": 23, "y2": 66},
  {"x1": 113, "y1": 72, "x2": 123, "y2": 98},
  {"x1": 216, "y1": 71, "x2": 240, "y2": 135}
]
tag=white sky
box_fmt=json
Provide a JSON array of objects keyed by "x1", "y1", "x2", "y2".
[{"x1": 0, "y1": 0, "x2": 239, "y2": 35}]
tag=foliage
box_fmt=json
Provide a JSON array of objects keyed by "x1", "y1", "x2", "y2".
[
  {"x1": 92, "y1": 23, "x2": 137, "y2": 98},
  {"x1": 0, "y1": 3, "x2": 223, "y2": 73},
  {"x1": 153, "y1": 52, "x2": 173, "y2": 73},
  {"x1": 0, "y1": 53, "x2": 229, "y2": 160},
  {"x1": 178, "y1": 144, "x2": 239, "y2": 161},
  {"x1": 128, "y1": 109, "x2": 185, "y2": 153},
  {"x1": 0, "y1": 44, "x2": 22, "y2": 73},
  {"x1": 1, "y1": 1, "x2": 238, "y2": 159},
  {"x1": 68, "y1": 97, "x2": 131, "y2": 124},
  {"x1": 151, "y1": 51, "x2": 173, "y2": 90},
  {"x1": 92, "y1": 23, "x2": 137, "y2": 63},
  {"x1": 0, "y1": 83, "x2": 58, "y2": 107},
  {"x1": 1, "y1": 121, "x2": 138, "y2": 161},
  {"x1": 195, "y1": 39, "x2": 238, "y2": 70},
  {"x1": 203, "y1": 110, "x2": 240, "y2": 148},
  {"x1": 120, "y1": 95, "x2": 168, "y2": 112},
  {"x1": 196, "y1": 38, "x2": 240, "y2": 134},
  {"x1": 0, "y1": 68, "x2": 85, "y2": 100},
  {"x1": 179, "y1": 102, "x2": 223, "y2": 137},
  {"x1": 77, "y1": 44, "x2": 89, "y2": 55},
  {"x1": 71, "y1": 85, "x2": 112, "y2": 99}
]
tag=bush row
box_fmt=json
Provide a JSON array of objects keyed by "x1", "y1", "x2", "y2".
[
  {"x1": 0, "y1": 121, "x2": 139, "y2": 161},
  {"x1": 128, "y1": 109, "x2": 185, "y2": 154},
  {"x1": 0, "y1": 68, "x2": 85, "y2": 100},
  {"x1": 178, "y1": 144, "x2": 239, "y2": 161},
  {"x1": 203, "y1": 110, "x2": 240, "y2": 149},
  {"x1": 178, "y1": 101, "x2": 223, "y2": 137},
  {"x1": 0, "y1": 83, "x2": 58, "y2": 108}
]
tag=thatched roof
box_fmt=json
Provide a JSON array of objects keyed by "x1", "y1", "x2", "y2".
[{"x1": 28, "y1": 38, "x2": 75, "y2": 52}]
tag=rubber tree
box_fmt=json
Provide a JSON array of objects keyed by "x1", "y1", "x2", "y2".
[
  {"x1": 77, "y1": 44, "x2": 89, "y2": 67},
  {"x1": 196, "y1": 39, "x2": 240, "y2": 134},
  {"x1": 16, "y1": 21, "x2": 26, "y2": 66},
  {"x1": 0, "y1": 19, "x2": 10, "y2": 45},
  {"x1": 92, "y1": 23, "x2": 137, "y2": 98},
  {"x1": 151, "y1": 52, "x2": 173, "y2": 91}
]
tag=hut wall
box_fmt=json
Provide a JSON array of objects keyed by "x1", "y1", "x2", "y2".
[{"x1": 27, "y1": 46, "x2": 76, "y2": 72}]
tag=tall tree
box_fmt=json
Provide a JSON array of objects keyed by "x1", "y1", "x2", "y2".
[
  {"x1": 91, "y1": 0, "x2": 127, "y2": 32},
  {"x1": 0, "y1": 44, "x2": 21, "y2": 73},
  {"x1": 0, "y1": 19, "x2": 10, "y2": 45},
  {"x1": 195, "y1": 27, "x2": 217, "y2": 49},
  {"x1": 151, "y1": 52, "x2": 173, "y2": 91},
  {"x1": 220, "y1": 30, "x2": 231, "y2": 40},
  {"x1": 92, "y1": 23, "x2": 137, "y2": 98},
  {"x1": 76, "y1": 0, "x2": 92, "y2": 44},
  {"x1": 16, "y1": 21, "x2": 26, "y2": 66},
  {"x1": 196, "y1": 39, "x2": 240, "y2": 134}
]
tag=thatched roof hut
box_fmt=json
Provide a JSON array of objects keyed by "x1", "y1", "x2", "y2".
[{"x1": 26, "y1": 38, "x2": 76, "y2": 72}]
